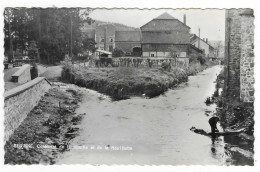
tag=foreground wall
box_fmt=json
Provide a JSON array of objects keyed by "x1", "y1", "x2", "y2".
[
  {"x1": 224, "y1": 9, "x2": 254, "y2": 102},
  {"x1": 4, "y1": 77, "x2": 52, "y2": 142},
  {"x1": 240, "y1": 11, "x2": 255, "y2": 102}
]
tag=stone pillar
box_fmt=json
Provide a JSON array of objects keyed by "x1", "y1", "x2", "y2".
[
  {"x1": 224, "y1": 9, "x2": 243, "y2": 100},
  {"x1": 240, "y1": 10, "x2": 254, "y2": 102}
]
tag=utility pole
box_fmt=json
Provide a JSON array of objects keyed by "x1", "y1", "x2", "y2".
[
  {"x1": 70, "y1": 15, "x2": 73, "y2": 58},
  {"x1": 7, "y1": 9, "x2": 13, "y2": 63},
  {"x1": 104, "y1": 26, "x2": 107, "y2": 51},
  {"x1": 198, "y1": 27, "x2": 201, "y2": 49}
]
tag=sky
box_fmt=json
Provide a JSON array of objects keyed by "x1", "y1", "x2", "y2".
[{"x1": 88, "y1": 9, "x2": 225, "y2": 42}]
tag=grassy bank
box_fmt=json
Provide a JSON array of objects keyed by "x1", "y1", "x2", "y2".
[
  {"x1": 61, "y1": 61, "x2": 216, "y2": 100},
  {"x1": 4, "y1": 84, "x2": 85, "y2": 164}
]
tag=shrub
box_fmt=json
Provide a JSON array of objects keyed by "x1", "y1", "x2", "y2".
[
  {"x1": 197, "y1": 56, "x2": 206, "y2": 65},
  {"x1": 30, "y1": 63, "x2": 38, "y2": 80},
  {"x1": 205, "y1": 97, "x2": 213, "y2": 105},
  {"x1": 112, "y1": 48, "x2": 125, "y2": 57},
  {"x1": 213, "y1": 88, "x2": 219, "y2": 97}
]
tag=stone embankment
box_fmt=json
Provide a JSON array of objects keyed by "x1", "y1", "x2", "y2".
[
  {"x1": 4, "y1": 77, "x2": 52, "y2": 142},
  {"x1": 4, "y1": 83, "x2": 85, "y2": 164}
]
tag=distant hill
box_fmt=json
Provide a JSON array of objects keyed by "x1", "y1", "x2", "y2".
[{"x1": 82, "y1": 19, "x2": 140, "y2": 31}]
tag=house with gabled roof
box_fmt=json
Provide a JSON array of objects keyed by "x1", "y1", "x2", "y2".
[
  {"x1": 140, "y1": 12, "x2": 201, "y2": 58},
  {"x1": 190, "y1": 34, "x2": 215, "y2": 58}
]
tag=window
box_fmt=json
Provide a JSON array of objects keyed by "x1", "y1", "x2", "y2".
[
  {"x1": 151, "y1": 53, "x2": 155, "y2": 57},
  {"x1": 101, "y1": 38, "x2": 104, "y2": 42},
  {"x1": 110, "y1": 38, "x2": 113, "y2": 43}
]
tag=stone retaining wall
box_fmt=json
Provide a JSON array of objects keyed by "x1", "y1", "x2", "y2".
[
  {"x1": 240, "y1": 11, "x2": 255, "y2": 102},
  {"x1": 224, "y1": 9, "x2": 254, "y2": 102},
  {"x1": 4, "y1": 77, "x2": 52, "y2": 142}
]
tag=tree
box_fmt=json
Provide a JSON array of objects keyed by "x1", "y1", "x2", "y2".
[
  {"x1": 213, "y1": 41, "x2": 223, "y2": 58},
  {"x1": 112, "y1": 48, "x2": 125, "y2": 57},
  {"x1": 82, "y1": 37, "x2": 97, "y2": 54},
  {"x1": 4, "y1": 8, "x2": 93, "y2": 64}
]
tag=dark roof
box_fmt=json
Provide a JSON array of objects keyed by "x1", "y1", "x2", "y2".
[
  {"x1": 141, "y1": 12, "x2": 190, "y2": 30},
  {"x1": 154, "y1": 12, "x2": 177, "y2": 20},
  {"x1": 190, "y1": 34, "x2": 214, "y2": 49},
  {"x1": 190, "y1": 34, "x2": 198, "y2": 43},
  {"x1": 115, "y1": 31, "x2": 141, "y2": 42}
]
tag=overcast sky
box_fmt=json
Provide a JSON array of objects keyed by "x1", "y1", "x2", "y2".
[{"x1": 89, "y1": 9, "x2": 225, "y2": 42}]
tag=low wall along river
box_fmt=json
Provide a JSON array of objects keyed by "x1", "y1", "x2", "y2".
[{"x1": 4, "y1": 77, "x2": 52, "y2": 142}]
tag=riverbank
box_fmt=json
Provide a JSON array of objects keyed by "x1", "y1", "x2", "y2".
[
  {"x1": 61, "y1": 62, "x2": 217, "y2": 100},
  {"x1": 4, "y1": 83, "x2": 85, "y2": 164},
  {"x1": 213, "y1": 69, "x2": 254, "y2": 136},
  {"x1": 211, "y1": 70, "x2": 254, "y2": 165}
]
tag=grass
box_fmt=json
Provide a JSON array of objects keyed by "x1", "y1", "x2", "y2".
[{"x1": 61, "y1": 61, "x2": 216, "y2": 100}]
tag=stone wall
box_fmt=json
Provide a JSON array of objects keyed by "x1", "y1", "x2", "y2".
[
  {"x1": 224, "y1": 9, "x2": 254, "y2": 102},
  {"x1": 4, "y1": 77, "x2": 52, "y2": 142},
  {"x1": 12, "y1": 64, "x2": 31, "y2": 84},
  {"x1": 240, "y1": 11, "x2": 255, "y2": 102}
]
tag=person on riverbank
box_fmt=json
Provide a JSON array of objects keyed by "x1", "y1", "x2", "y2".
[
  {"x1": 209, "y1": 116, "x2": 220, "y2": 144},
  {"x1": 209, "y1": 117, "x2": 220, "y2": 134}
]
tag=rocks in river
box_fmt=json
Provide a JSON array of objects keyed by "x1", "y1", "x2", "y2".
[
  {"x1": 67, "y1": 127, "x2": 79, "y2": 133},
  {"x1": 71, "y1": 113, "x2": 86, "y2": 123},
  {"x1": 65, "y1": 126, "x2": 80, "y2": 139}
]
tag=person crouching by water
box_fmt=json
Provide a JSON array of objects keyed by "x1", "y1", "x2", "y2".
[
  {"x1": 209, "y1": 117, "x2": 220, "y2": 134},
  {"x1": 209, "y1": 117, "x2": 220, "y2": 144}
]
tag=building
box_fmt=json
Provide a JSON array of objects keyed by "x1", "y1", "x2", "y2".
[
  {"x1": 190, "y1": 34, "x2": 215, "y2": 58},
  {"x1": 140, "y1": 12, "x2": 201, "y2": 58},
  {"x1": 95, "y1": 23, "x2": 116, "y2": 52},
  {"x1": 223, "y1": 9, "x2": 254, "y2": 102},
  {"x1": 115, "y1": 31, "x2": 142, "y2": 56},
  {"x1": 81, "y1": 21, "x2": 140, "y2": 54},
  {"x1": 81, "y1": 12, "x2": 203, "y2": 59}
]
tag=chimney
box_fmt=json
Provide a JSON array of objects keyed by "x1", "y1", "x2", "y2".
[
  {"x1": 206, "y1": 38, "x2": 208, "y2": 43},
  {"x1": 183, "y1": 14, "x2": 186, "y2": 25}
]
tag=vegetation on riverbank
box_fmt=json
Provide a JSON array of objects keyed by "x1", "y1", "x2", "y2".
[
  {"x1": 4, "y1": 84, "x2": 84, "y2": 164},
  {"x1": 61, "y1": 61, "x2": 217, "y2": 100},
  {"x1": 212, "y1": 69, "x2": 254, "y2": 137},
  {"x1": 205, "y1": 69, "x2": 254, "y2": 165}
]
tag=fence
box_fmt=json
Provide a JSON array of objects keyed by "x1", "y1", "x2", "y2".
[{"x1": 66, "y1": 57, "x2": 189, "y2": 69}]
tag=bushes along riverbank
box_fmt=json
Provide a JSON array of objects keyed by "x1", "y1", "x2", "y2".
[{"x1": 61, "y1": 61, "x2": 216, "y2": 100}]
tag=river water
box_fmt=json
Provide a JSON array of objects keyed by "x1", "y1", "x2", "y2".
[{"x1": 57, "y1": 65, "x2": 249, "y2": 165}]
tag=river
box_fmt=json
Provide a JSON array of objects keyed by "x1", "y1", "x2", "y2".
[{"x1": 56, "y1": 65, "x2": 251, "y2": 165}]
